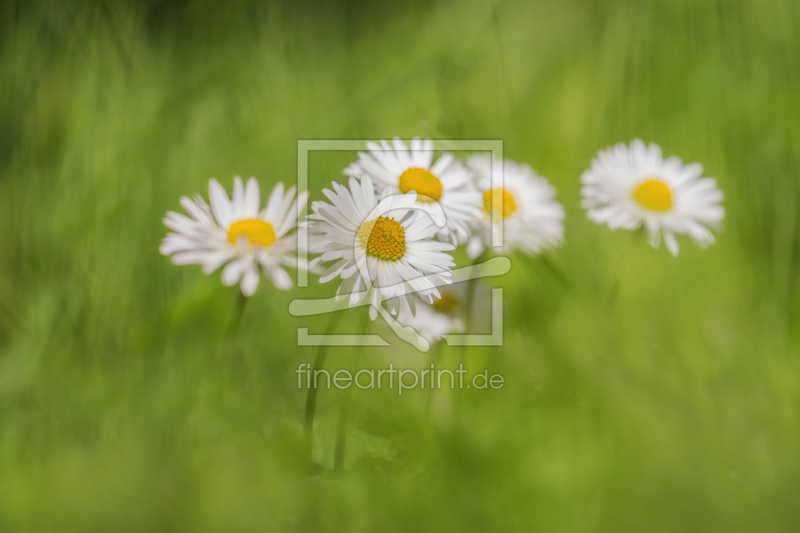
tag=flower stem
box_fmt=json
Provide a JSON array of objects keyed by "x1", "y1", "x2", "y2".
[
  {"x1": 227, "y1": 291, "x2": 249, "y2": 337},
  {"x1": 424, "y1": 340, "x2": 444, "y2": 420},
  {"x1": 454, "y1": 255, "x2": 482, "y2": 429},
  {"x1": 303, "y1": 310, "x2": 343, "y2": 474},
  {"x1": 462, "y1": 255, "x2": 482, "y2": 333},
  {"x1": 333, "y1": 390, "x2": 353, "y2": 471},
  {"x1": 333, "y1": 310, "x2": 369, "y2": 471}
]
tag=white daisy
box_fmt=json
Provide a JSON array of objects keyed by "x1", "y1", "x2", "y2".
[
  {"x1": 395, "y1": 285, "x2": 464, "y2": 344},
  {"x1": 581, "y1": 139, "x2": 725, "y2": 256},
  {"x1": 396, "y1": 279, "x2": 494, "y2": 344},
  {"x1": 397, "y1": 302, "x2": 462, "y2": 344},
  {"x1": 307, "y1": 176, "x2": 455, "y2": 321},
  {"x1": 344, "y1": 137, "x2": 482, "y2": 245},
  {"x1": 160, "y1": 177, "x2": 308, "y2": 296},
  {"x1": 465, "y1": 154, "x2": 564, "y2": 259}
]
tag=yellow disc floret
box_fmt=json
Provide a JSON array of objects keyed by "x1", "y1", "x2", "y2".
[
  {"x1": 483, "y1": 187, "x2": 517, "y2": 218},
  {"x1": 398, "y1": 167, "x2": 443, "y2": 202},
  {"x1": 432, "y1": 292, "x2": 460, "y2": 313},
  {"x1": 227, "y1": 218, "x2": 277, "y2": 248},
  {"x1": 357, "y1": 216, "x2": 406, "y2": 261},
  {"x1": 631, "y1": 178, "x2": 673, "y2": 212}
]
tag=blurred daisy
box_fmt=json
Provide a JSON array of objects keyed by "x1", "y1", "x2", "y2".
[
  {"x1": 394, "y1": 284, "x2": 465, "y2": 344},
  {"x1": 406, "y1": 303, "x2": 460, "y2": 344},
  {"x1": 466, "y1": 155, "x2": 564, "y2": 259},
  {"x1": 160, "y1": 177, "x2": 308, "y2": 296},
  {"x1": 308, "y1": 176, "x2": 455, "y2": 320},
  {"x1": 344, "y1": 137, "x2": 481, "y2": 245},
  {"x1": 581, "y1": 139, "x2": 724, "y2": 255}
]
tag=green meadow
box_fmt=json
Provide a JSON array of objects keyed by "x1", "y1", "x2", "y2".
[{"x1": 1, "y1": 0, "x2": 799, "y2": 530}]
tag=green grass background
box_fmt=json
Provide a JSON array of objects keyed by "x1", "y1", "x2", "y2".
[{"x1": 1, "y1": 0, "x2": 799, "y2": 531}]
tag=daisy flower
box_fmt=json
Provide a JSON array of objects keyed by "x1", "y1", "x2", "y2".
[
  {"x1": 465, "y1": 154, "x2": 564, "y2": 259},
  {"x1": 580, "y1": 139, "x2": 725, "y2": 256},
  {"x1": 394, "y1": 281, "x2": 469, "y2": 343},
  {"x1": 307, "y1": 176, "x2": 455, "y2": 321},
  {"x1": 344, "y1": 137, "x2": 481, "y2": 245},
  {"x1": 160, "y1": 177, "x2": 308, "y2": 296},
  {"x1": 397, "y1": 300, "x2": 462, "y2": 344}
]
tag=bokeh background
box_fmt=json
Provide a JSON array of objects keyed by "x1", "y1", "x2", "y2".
[{"x1": 1, "y1": 0, "x2": 799, "y2": 531}]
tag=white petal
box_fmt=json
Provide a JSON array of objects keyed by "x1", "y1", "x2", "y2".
[
  {"x1": 244, "y1": 178, "x2": 260, "y2": 217},
  {"x1": 222, "y1": 258, "x2": 248, "y2": 287},
  {"x1": 467, "y1": 236, "x2": 485, "y2": 259},
  {"x1": 209, "y1": 179, "x2": 234, "y2": 228},
  {"x1": 241, "y1": 264, "x2": 260, "y2": 296},
  {"x1": 664, "y1": 231, "x2": 680, "y2": 256},
  {"x1": 267, "y1": 266, "x2": 293, "y2": 290},
  {"x1": 232, "y1": 176, "x2": 245, "y2": 217}
]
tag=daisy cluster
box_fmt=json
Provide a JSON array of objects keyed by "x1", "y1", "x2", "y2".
[{"x1": 161, "y1": 138, "x2": 724, "y2": 344}]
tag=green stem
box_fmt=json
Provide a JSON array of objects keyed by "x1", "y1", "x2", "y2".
[
  {"x1": 303, "y1": 310, "x2": 343, "y2": 474},
  {"x1": 333, "y1": 310, "x2": 369, "y2": 471},
  {"x1": 333, "y1": 389, "x2": 353, "y2": 471},
  {"x1": 227, "y1": 291, "x2": 249, "y2": 337},
  {"x1": 454, "y1": 255, "x2": 482, "y2": 428},
  {"x1": 423, "y1": 339, "x2": 444, "y2": 420},
  {"x1": 461, "y1": 254, "x2": 483, "y2": 345}
]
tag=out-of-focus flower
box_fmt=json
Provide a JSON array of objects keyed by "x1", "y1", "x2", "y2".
[
  {"x1": 344, "y1": 137, "x2": 481, "y2": 245},
  {"x1": 581, "y1": 139, "x2": 724, "y2": 255},
  {"x1": 466, "y1": 155, "x2": 564, "y2": 259}
]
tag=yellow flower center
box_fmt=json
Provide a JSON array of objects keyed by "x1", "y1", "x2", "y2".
[
  {"x1": 631, "y1": 178, "x2": 673, "y2": 212},
  {"x1": 432, "y1": 292, "x2": 460, "y2": 313},
  {"x1": 227, "y1": 218, "x2": 277, "y2": 248},
  {"x1": 483, "y1": 187, "x2": 517, "y2": 218},
  {"x1": 357, "y1": 216, "x2": 406, "y2": 261},
  {"x1": 398, "y1": 167, "x2": 443, "y2": 202}
]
